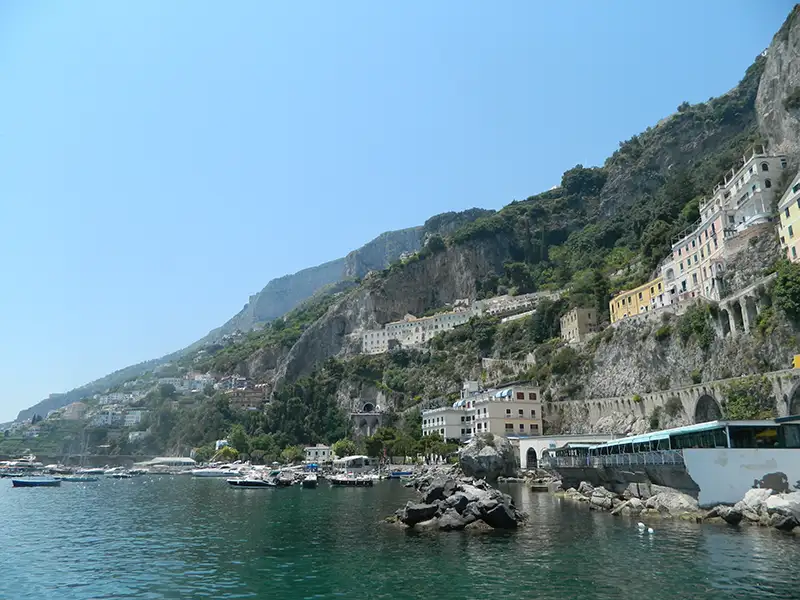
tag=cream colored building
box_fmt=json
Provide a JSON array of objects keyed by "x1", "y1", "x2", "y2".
[
  {"x1": 62, "y1": 402, "x2": 87, "y2": 421},
  {"x1": 778, "y1": 170, "x2": 800, "y2": 262},
  {"x1": 362, "y1": 308, "x2": 472, "y2": 354},
  {"x1": 304, "y1": 444, "x2": 331, "y2": 462},
  {"x1": 422, "y1": 381, "x2": 543, "y2": 441},
  {"x1": 560, "y1": 307, "x2": 599, "y2": 342}
]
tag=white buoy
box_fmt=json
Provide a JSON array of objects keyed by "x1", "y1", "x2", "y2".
[
  {"x1": 637, "y1": 522, "x2": 646, "y2": 529},
  {"x1": 648, "y1": 527, "x2": 654, "y2": 534}
]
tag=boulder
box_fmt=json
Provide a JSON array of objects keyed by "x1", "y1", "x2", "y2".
[
  {"x1": 422, "y1": 476, "x2": 457, "y2": 504},
  {"x1": 444, "y1": 492, "x2": 470, "y2": 514},
  {"x1": 459, "y1": 434, "x2": 518, "y2": 481},
  {"x1": 590, "y1": 493, "x2": 613, "y2": 510},
  {"x1": 437, "y1": 508, "x2": 474, "y2": 531},
  {"x1": 773, "y1": 514, "x2": 800, "y2": 532},
  {"x1": 611, "y1": 497, "x2": 645, "y2": 516},
  {"x1": 738, "y1": 488, "x2": 773, "y2": 513},
  {"x1": 577, "y1": 481, "x2": 595, "y2": 496},
  {"x1": 717, "y1": 505, "x2": 743, "y2": 525},
  {"x1": 765, "y1": 491, "x2": 800, "y2": 520},
  {"x1": 400, "y1": 502, "x2": 439, "y2": 526},
  {"x1": 548, "y1": 480, "x2": 563, "y2": 493},
  {"x1": 645, "y1": 490, "x2": 699, "y2": 515},
  {"x1": 481, "y1": 502, "x2": 519, "y2": 529}
]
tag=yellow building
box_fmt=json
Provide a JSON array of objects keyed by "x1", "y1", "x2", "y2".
[
  {"x1": 778, "y1": 171, "x2": 800, "y2": 263},
  {"x1": 609, "y1": 276, "x2": 669, "y2": 323}
]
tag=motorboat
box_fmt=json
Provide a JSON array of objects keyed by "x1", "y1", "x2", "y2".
[
  {"x1": 105, "y1": 467, "x2": 133, "y2": 479},
  {"x1": 302, "y1": 473, "x2": 318, "y2": 488},
  {"x1": 329, "y1": 473, "x2": 374, "y2": 487},
  {"x1": 388, "y1": 470, "x2": 413, "y2": 479},
  {"x1": 191, "y1": 464, "x2": 243, "y2": 478},
  {"x1": 128, "y1": 468, "x2": 149, "y2": 476},
  {"x1": 227, "y1": 477, "x2": 277, "y2": 488},
  {"x1": 76, "y1": 467, "x2": 106, "y2": 476},
  {"x1": 12, "y1": 476, "x2": 61, "y2": 488}
]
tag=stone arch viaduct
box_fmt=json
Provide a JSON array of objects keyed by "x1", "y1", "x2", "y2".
[{"x1": 554, "y1": 368, "x2": 800, "y2": 427}]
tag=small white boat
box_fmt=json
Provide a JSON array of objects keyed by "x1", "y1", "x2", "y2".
[
  {"x1": 105, "y1": 467, "x2": 133, "y2": 479},
  {"x1": 77, "y1": 468, "x2": 106, "y2": 476},
  {"x1": 227, "y1": 477, "x2": 277, "y2": 488},
  {"x1": 329, "y1": 473, "x2": 374, "y2": 487},
  {"x1": 302, "y1": 473, "x2": 318, "y2": 489}
]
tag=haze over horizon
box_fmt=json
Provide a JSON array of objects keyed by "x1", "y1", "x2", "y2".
[{"x1": 0, "y1": 1, "x2": 794, "y2": 422}]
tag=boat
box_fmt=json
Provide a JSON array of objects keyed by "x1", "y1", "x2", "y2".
[
  {"x1": 302, "y1": 473, "x2": 318, "y2": 488},
  {"x1": 12, "y1": 477, "x2": 61, "y2": 488},
  {"x1": 191, "y1": 464, "x2": 243, "y2": 478},
  {"x1": 76, "y1": 468, "x2": 106, "y2": 476},
  {"x1": 388, "y1": 470, "x2": 413, "y2": 479},
  {"x1": 227, "y1": 477, "x2": 277, "y2": 488},
  {"x1": 128, "y1": 468, "x2": 149, "y2": 476},
  {"x1": 108, "y1": 472, "x2": 133, "y2": 479},
  {"x1": 329, "y1": 473, "x2": 374, "y2": 487},
  {"x1": 58, "y1": 475, "x2": 100, "y2": 483}
]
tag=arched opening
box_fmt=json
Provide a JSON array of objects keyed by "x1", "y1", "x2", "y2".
[
  {"x1": 789, "y1": 383, "x2": 800, "y2": 416},
  {"x1": 695, "y1": 394, "x2": 722, "y2": 423},
  {"x1": 761, "y1": 162, "x2": 769, "y2": 172},
  {"x1": 744, "y1": 296, "x2": 758, "y2": 329},
  {"x1": 732, "y1": 302, "x2": 744, "y2": 332},
  {"x1": 362, "y1": 402, "x2": 375, "y2": 413},
  {"x1": 526, "y1": 448, "x2": 538, "y2": 469},
  {"x1": 719, "y1": 309, "x2": 731, "y2": 337},
  {"x1": 765, "y1": 179, "x2": 772, "y2": 189},
  {"x1": 665, "y1": 268, "x2": 675, "y2": 281}
]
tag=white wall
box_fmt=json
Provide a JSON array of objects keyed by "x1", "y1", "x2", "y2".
[
  {"x1": 683, "y1": 449, "x2": 800, "y2": 507},
  {"x1": 518, "y1": 435, "x2": 615, "y2": 469}
]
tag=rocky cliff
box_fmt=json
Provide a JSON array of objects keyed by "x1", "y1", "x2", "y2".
[{"x1": 757, "y1": 5, "x2": 800, "y2": 160}]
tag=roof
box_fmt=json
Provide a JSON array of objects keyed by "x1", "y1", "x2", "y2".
[{"x1": 593, "y1": 419, "x2": 779, "y2": 448}]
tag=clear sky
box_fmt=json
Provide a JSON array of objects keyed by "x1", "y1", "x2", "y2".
[{"x1": 0, "y1": 1, "x2": 794, "y2": 422}]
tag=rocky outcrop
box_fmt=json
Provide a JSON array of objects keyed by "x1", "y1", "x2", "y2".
[
  {"x1": 562, "y1": 480, "x2": 702, "y2": 520},
  {"x1": 757, "y1": 6, "x2": 800, "y2": 160},
  {"x1": 705, "y1": 488, "x2": 800, "y2": 532},
  {"x1": 391, "y1": 464, "x2": 526, "y2": 531},
  {"x1": 459, "y1": 433, "x2": 518, "y2": 481}
]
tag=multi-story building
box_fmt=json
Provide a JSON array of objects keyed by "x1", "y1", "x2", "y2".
[
  {"x1": 124, "y1": 410, "x2": 148, "y2": 428},
  {"x1": 422, "y1": 381, "x2": 543, "y2": 442},
  {"x1": 304, "y1": 444, "x2": 332, "y2": 462},
  {"x1": 62, "y1": 402, "x2": 87, "y2": 421},
  {"x1": 609, "y1": 276, "x2": 670, "y2": 323},
  {"x1": 663, "y1": 146, "x2": 787, "y2": 302},
  {"x1": 560, "y1": 307, "x2": 599, "y2": 342},
  {"x1": 778, "y1": 171, "x2": 800, "y2": 262},
  {"x1": 362, "y1": 308, "x2": 473, "y2": 355},
  {"x1": 421, "y1": 407, "x2": 465, "y2": 441},
  {"x1": 92, "y1": 409, "x2": 124, "y2": 428}
]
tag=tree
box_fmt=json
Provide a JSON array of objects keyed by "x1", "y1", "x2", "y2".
[
  {"x1": 229, "y1": 424, "x2": 249, "y2": 454},
  {"x1": 214, "y1": 446, "x2": 239, "y2": 462},
  {"x1": 331, "y1": 438, "x2": 357, "y2": 458},
  {"x1": 193, "y1": 443, "x2": 215, "y2": 462},
  {"x1": 203, "y1": 384, "x2": 215, "y2": 397},
  {"x1": 773, "y1": 260, "x2": 800, "y2": 321},
  {"x1": 723, "y1": 376, "x2": 776, "y2": 420},
  {"x1": 159, "y1": 383, "x2": 176, "y2": 399},
  {"x1": 425, "y1": 234, "x2": 446, "y2": 253},
  {"x1": 280, "y1": 445, "x2": 305, "y2": 464}
]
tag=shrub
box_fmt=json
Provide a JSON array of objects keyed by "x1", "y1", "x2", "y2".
[
  {"x1": 551, "y1": 347, "x2": 580, "y2": 376},
  {"x1": 654, "y1": 325, "x2": 672, "y2": 341},
  {"x1": 773, "y1": 260, "x2": 800, "y2": 321},
  {"x1": 677, "y1": 304, "x2": 715, "y2": 351},
  {"x1": 723, "y1": 376, "x2": 776, "y2": 420},
  {"x1": 690, "y1": 369, "x2": 702, "y2": 384},
  {"x1": 632, "y1": 394, "x2": 643, "y2": 403},
  {"x1": 649, "y1": 406, "x2": 663, "y2": 430},
  {"x1": 784, "y1": 87, "x2": 800, "y2": 111},
  {"x1": 664, "y1": 396, "x2": 683, "y2": 418},
  {"x1": 655, "y1": 375, "x2": 671, "y2": 391}
]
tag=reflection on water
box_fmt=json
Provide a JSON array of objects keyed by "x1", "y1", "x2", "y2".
[{"x1": 0, "y1": 477, "x2": 797, "y2": 599}]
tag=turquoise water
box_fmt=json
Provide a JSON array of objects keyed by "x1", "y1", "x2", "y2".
[{"x1": 0, "y1": 476, "x2": 798, "y2": 599}]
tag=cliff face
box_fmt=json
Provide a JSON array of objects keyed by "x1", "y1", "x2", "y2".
[
  {"x1": 276, "y1": 234, "x2": 516, "y2": 383},
  {"x1": 343, "y1": 228, "x2": 423, "y2": 279},
  {"x1": 757, "y1": 6, "x2": 800, "y2": 159}
]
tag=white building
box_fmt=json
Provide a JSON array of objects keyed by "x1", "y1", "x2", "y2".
[
  {"x1": 362, "y1": 309, "x2": 473, "y2": 354},
  {"x1": 23, "y1": 426, "x2": 41, "y2": 439},
  {"x1": 662, "y1": 146, "x2": 788, "y2": 303},
  {"x1": 92, "y1": 410, "x2": 124, "y2": 428},
  {"x1": 124, "y1": 410, "x2": 148, "y2": 427},
  {"x1": 128, "y1": 431, "x2": 149, "y2": 443},
  {"x1": 62, "y1": 402, "x2": 87, "y2": 421},
  {"x1": 304, "y1": 444, "x2": 332, "y2": 462},
  {"x1": 422, "y1": 381, "x2": 544, "y2": 442}
]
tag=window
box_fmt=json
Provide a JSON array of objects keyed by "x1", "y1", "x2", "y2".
[
  {"x1": 794, "y1": 184, "x2": 800, "y2": 194},
  {"x1": 793, "y1": 247, "x2": 797, "y2": 259},
  {"x1": 504, "y1": 423, "x2": 514, "y2": 431},
  {"x1": 461, "y1": 428, "x2": 465, "y2": 435},
  {"x1": 530, "y1": 409, "x2": 536, "y2": 418},
  {"x1": 761, "y1": 162, "x2": 769, "y2": 172},
  {"x1": 713, "y1": 239, "x2": 718, "y2": 250},
  {"x1": 477, "y1": 423, "x2": 482, "y2": 430},
  {"x1": 530, "y1": 424, "x2": 539, "y2": 431},
  {"x1": 790, "y1": 225, "x2": 794, "y2": 238},
  {"x1": 786, "y1": 207, "x2": 791, "y2": 219},
  {"x1": 694, "y1": 255, "x2": 698, "y2": 264},
  {"x1": 518, "y1": 409, "x2": 524, "y2": 417},
  {"x1": 516, "y1": 392, "x2": 524, "y2": 400},
  {"x1": 692, "y1": 273, "x2": 698, "y2": 284},
  {"x1": 460, "y1": 416, "x2": 465, "y2": 422},
  {"x1": 680, "y1": 261, "x2": 684, "y2": 272},
  {"x1": 658, "y1": 283, "x2": 662, "y2": 291},
  {"x1": 638, "y1": 292, "x2": 643, "y2": 300},
  {"x1": 781, "y1": 236, "x2": 786, "y2": 245},
  {"x1": 729, "y1": 215, "x2": 735, "y2": 224},
  {"x1": 782, "y1": 158, "x2": 788, "y2": 169},
  {"x1": 528, "y1": 392, "x2": 537, "y2": 400},
  {"x1": 765, "y1": 179, "x2": 772, "y2": 189},
  {"x1": 519, "y1": 424, "x2": 525, "y2": 431},
  {"x1": 506, "y1": 408, "x2": 511, "y2": 416}
]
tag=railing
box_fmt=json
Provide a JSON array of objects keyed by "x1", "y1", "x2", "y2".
[{"x1": 541, "y1": 450, "x2": 685, "y2": 470}]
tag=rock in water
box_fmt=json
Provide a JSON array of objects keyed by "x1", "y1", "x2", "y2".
[
  {"x1": 400, "y1": 502, "x2": 439, "y2": 526},
  {"x1": 459, "y1": 434, "x2": 518, "y2": 481},
  {"x1": 481, "y1": 502, "x2": 519, "y2": 529}
]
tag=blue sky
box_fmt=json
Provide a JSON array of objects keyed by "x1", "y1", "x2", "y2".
[{"x1": 0, "y1": 1, "x2": 793, "y2": 421}]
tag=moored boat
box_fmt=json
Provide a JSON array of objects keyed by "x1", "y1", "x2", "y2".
[
  {"x1": 58, "y1": 475, "x2": 100, "y2": 482},
  {"x1": 227, "y1": 477, "x2": 277, "y2": 488},
  {"x1": 329, "y1": 473, "x2": 374, "y2": 487},
  {"x1": 388, "y1": 470, "x2": 413, "y2": 479},
  {"x1": 191, "y1": 464, "x2": 243, "y2": 478},
  {"x1": 302, "y1": 473, "x2": 318, "y2": 488},
  {"x1": 12, "y1": 477, "x2": 61, "y2": 488}
]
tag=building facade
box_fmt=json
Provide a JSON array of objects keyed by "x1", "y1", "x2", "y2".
[
  {"x1": 778, "y1": 171, "x2": 800, "y2": 262},
  {"x1": 226, "y1": 389, "x2": 265, "y2": 411},
  {"x1": 304, "y1": 444, "x2": 332, "y2": 462},
  {"x1": 62, "y1": 402, "x2": 87, "y2": 421},
  {"x1": 124, "y1": 410, "x2": 148, "y2": 427},
  {"x1": 560, "y1": 307, "x2": 599, "y2": 343},
  {"x1": 422, "y1": 381, "x2": 543, "y2": 442},
  {"x1": 610, "y1": 276, "x2": 669, "y2": 323},
  {"x1": 362, "y1": 308, "x2": 473, "y2": 355}
]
